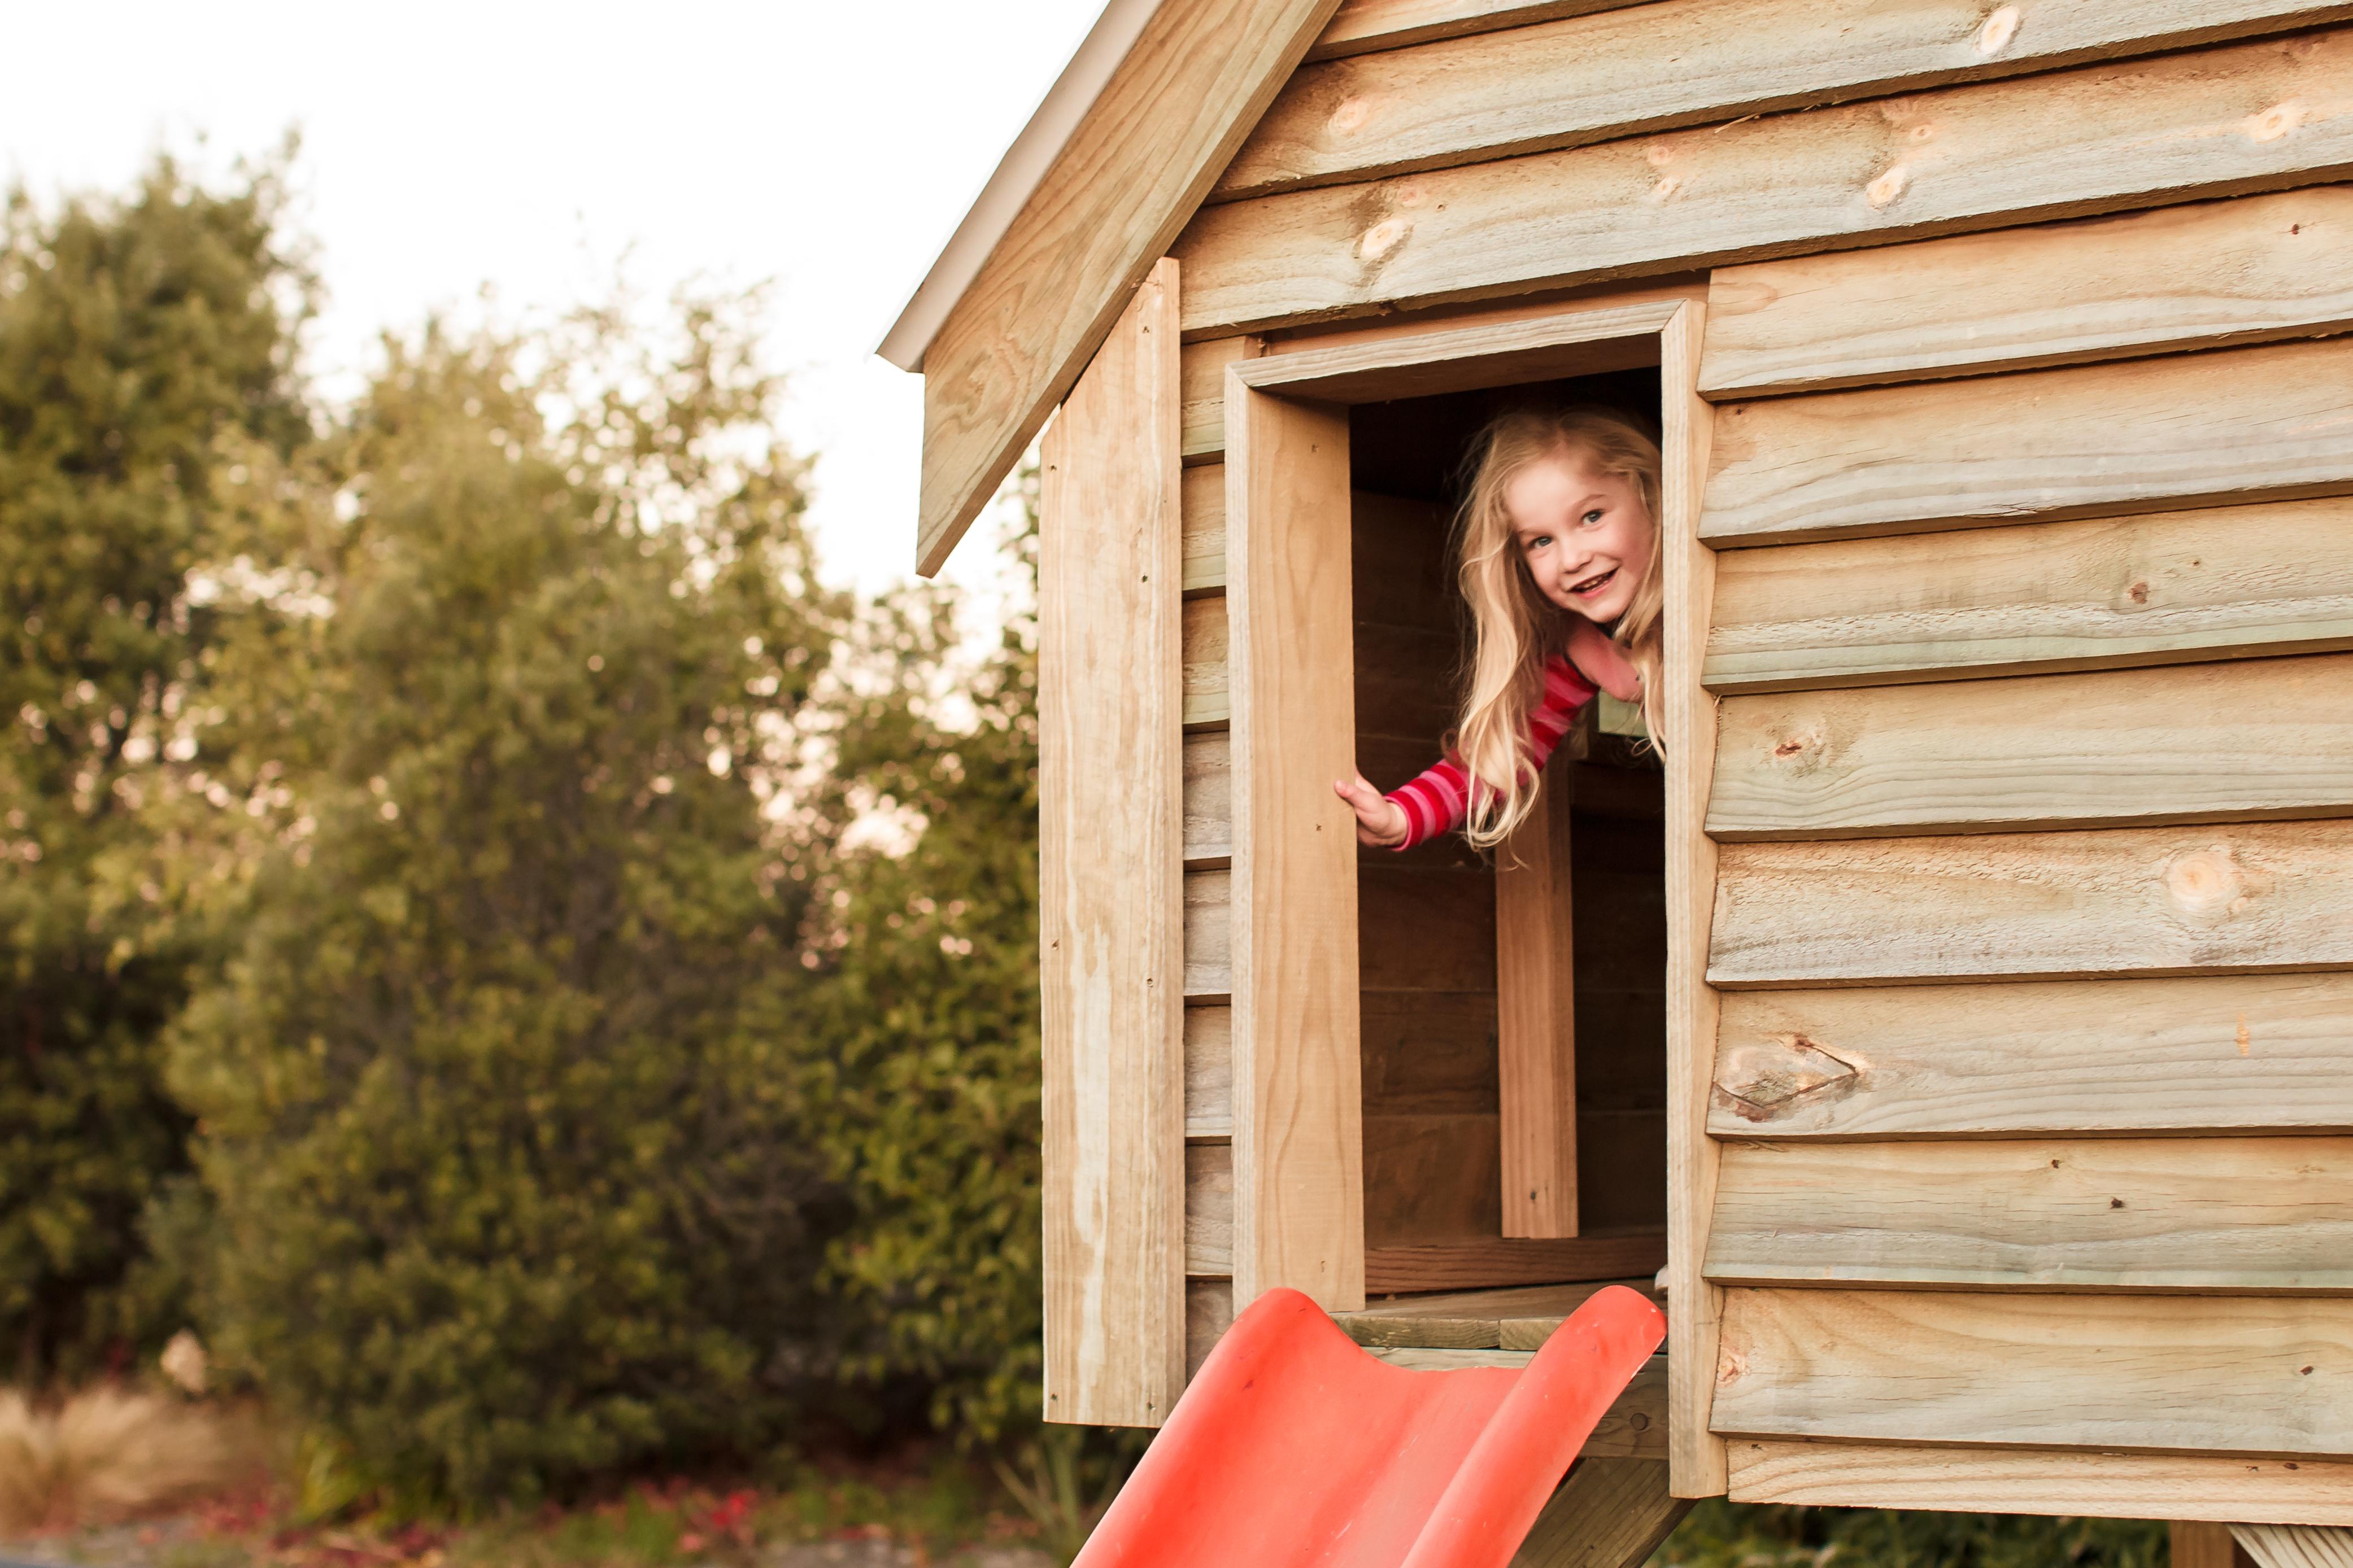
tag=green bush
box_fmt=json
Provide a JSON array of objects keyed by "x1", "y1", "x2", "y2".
[
  {"x1": 1661, "y1": 1500, "x2": 2169, "y2": 1568},
  {"x1": 167, "y1": 300, "x2": 850, "y2": 1504}
]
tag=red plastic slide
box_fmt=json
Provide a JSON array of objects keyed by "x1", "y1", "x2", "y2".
[{"x1": 1074, "y1": 1283, "x2": 1666, "y2": 1568}]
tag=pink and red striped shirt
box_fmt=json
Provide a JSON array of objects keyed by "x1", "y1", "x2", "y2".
[{"x1": 1383, "y1": 654, "x2": 1597, "y2": 849}]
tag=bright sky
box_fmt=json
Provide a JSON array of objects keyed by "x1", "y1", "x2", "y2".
[{"x1": 2, "y1": 0, "x2": 1104, "y2": 600}]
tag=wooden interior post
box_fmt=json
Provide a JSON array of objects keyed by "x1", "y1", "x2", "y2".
[
  {"x1": 1497, "y1": 771, "x2": 1579, "y2": 1239},
  {"x1": 1226, "y1": 375, "x2": 1366, "y2": 1313},
  {"x1": 1039, "y1": 259, "x2": 1187, "y2": 1426}
]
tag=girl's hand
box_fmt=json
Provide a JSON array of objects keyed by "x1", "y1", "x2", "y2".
[
  {"x1": 1567, "y1": 618, "x2": 1644, "y2": 702},
  {"x1": 1334, "y1": 774, "x2": 1410, "y2": 848}
]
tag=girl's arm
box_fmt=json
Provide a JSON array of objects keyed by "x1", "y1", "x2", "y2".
[{"x1": 1337, "y1": 656, "x2": 1598, "y2": 850}]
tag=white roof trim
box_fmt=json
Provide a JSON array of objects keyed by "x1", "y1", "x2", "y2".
[{"x1": 875, "y1": 0, "x2": 1166, "y2": 373}]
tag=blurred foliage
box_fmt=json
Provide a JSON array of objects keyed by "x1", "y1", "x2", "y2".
[
  {"x1": 0, "y1": 152, "x2": 312, "y2": 1379},
  {"x1": 1660, "y1": 1501, "x2": 2170, "y2": 1568},
  {"x1": 165, "y1": 292, "x2": 852, "y2": 1505}
]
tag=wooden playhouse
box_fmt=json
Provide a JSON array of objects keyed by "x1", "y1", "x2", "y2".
[{"x1": 879, "y1": 0, "x2": 2353, "y2": 1556}]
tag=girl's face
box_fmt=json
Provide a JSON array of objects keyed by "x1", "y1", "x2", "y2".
[{"x1": 1501, "y1": 450, "x2": 1654, "y2": 624}]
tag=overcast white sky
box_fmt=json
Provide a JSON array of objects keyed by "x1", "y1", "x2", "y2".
[{"x1": 2, "y1": 0, "x2": 1104, "y2": 599}]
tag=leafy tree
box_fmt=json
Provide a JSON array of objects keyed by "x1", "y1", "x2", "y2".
[
  {"x1": 168, "y1": 297, "x2": 849, "y2": 1505},
  {"x1": 0, "y1": 157, "x2": 310, "y2": 1378},
  {"x1": 801, "y1": 500, "x2": 1044, "y2": 1445}
]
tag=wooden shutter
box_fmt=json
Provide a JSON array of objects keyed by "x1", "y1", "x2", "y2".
[{"x1": 1039, "y1": 259, "x2": 1187, "y2": 1427}]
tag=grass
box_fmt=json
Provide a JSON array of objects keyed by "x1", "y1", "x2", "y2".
[{"x1": 0, "y1": 1387, "x2": 255, "y2": 1538}]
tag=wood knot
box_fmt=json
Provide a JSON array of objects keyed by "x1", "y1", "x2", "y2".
[
  {"x1": 2162, "y1": 849, "x2": 2251, "y2": 924},
  {"x1": 1866, "y1": 164, "x2": 1911, "y2": 210},
  {"x1": 1358, "y1": 217, "x2": 1410, "y2": 261},
  {"x1": 2246, "y1": 102, "x2": 2304, "y2": 143},
  {"x1": 1649, "y1": 175, "x2": 1687, "y2": 204},
  {"x1": 1976, "y1": 5, "x2": 2021, "y2": 54},
  {"x1": 2127, "y1": 580, "x2": 2149, "y2": 604},
  {"x1": 1330, "y1": 95, "x2": 1375, "y2": 136},
  {"x1": 1714, "y1": 1033, "x2": 1859, "y2": 1121}
]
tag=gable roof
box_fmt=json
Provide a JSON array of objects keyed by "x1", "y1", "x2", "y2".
[{"x1": 881, "y1": 0, "x2": 1348, "y2": 575}]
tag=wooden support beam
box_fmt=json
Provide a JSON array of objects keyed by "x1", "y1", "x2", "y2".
[
  {"x1": 1038, "y1": 261, "x2": 1187, "y2": 1427},
  {"x1": 1709, "y1": 820, "x2": 2353, "y2": 988},
  {"x1": 1706, "y1": 653, "x2": 2353, "y2": 841},
  {"x1": 1703, "y1": 497, "x2": 2353, "y2": 694},
  {"x1": 1511, "y1": 1459, "x2": 1692, "y2": 1568},
  {"x1": 1308, "y1": 0, "x2": 1650, "y2": 60},
  {"x1": 1172, "y1": 28, "x2": 2353, "y2": 337},
  {"x1": 1227, "y1": 379, "x2": 1366, "y2": 1312},
  {"x1": 1700, "y1": 337, "x2": 2353, "y2": 548},
  {"x1": 1498, "y1": 772, "x2": 1579, "y2": 1238},
  {"x1": 1701, "y1": 186, "x2": 2353, "y2": 399},
  {"x1": 2178, "y1": 1522, "x2": 2259, "y2": 1568},
  {"x1": 1225, "y1": 0, "x2": 2351, "y2": 201}
]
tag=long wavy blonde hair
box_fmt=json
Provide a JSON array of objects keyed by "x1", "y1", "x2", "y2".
[{"x1": 1449, "y1": 405, "x2": 1664, "y2": 848}]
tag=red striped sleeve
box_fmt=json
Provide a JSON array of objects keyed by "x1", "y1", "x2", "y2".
[{"x1": 1382, "y1": 654, "x2": 1598, "y2": 849}]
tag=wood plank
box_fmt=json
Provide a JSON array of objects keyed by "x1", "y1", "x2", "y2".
[
  {"x1": 1038, "y1": 261, "x2": 1186, "y2": 1429},
  {"x1": 1707, "y1": 1137, "x2": 2353, "y2": 1293},
  {"x1": 1701, "y1": 337, "x2": 2353, "y2": 548},
  {"x1": 1186, "y1": 1141, "x2": 1234, "y2": 1277},
  {"x1": 1702, "y1": 187, "x2": 2353, "y2": 398},
  {"x1": 1181, "y1": 464, "x2": 1226, "y2": 593},
  {"x1": 1308, "y1": 0, "x2": 1649, "y2": 60},
  {"x1": 914, "y1": 0, "x2": 1343, "y2": 573},
  {"x1": 1183, "y1": 730, "x2": 1232, "y2": 868},
  {"x1": 1226, "y1": 0, "x2": 2352, "y2": 202},
  {"x1": 1498, "y1": 773, "x2": 1578, "y2": 1238},
  {"x1": 1186, "y1": 1003, "x2": 1234, "y2": 1139},
  {"x1": 1366, "y1": 1230, "x2": 1666, "y2": 1292},
  {"x1": 1703, "y1": 497, "x2": 2353, "y2": 693},
  {"x1": 1709, "y1": 820, "x2": 2353, "y2": 988},
  {"x1": 1710, "y1": 973, "x2": 2353, "y2": 1140},
  {"x1": 1656, "y1": 302, "x2": 1725, "y2": 1496},
  {"x1": 1228, "y1": 382, "x2": 1366, "y2": 1312},
  {"x1": 1335, "y1": 1279, "x2": 1659, "y2": 1349},
  {"x1": 1180, "y1": 339, "x2": 1261, "y2": 466},
  {"x1": 1171, "y1": 29, "x2": 2353, "y2": 338},
  {"x1": 1707, "y1": 654, "x2": 2353, "y2": 840},
  {"x1": 1182, "y1": 594, "x2": 1229, "y2": 730},
  {"x1": 1183, "y1": 868, "x2": 1231, "y2": 1001},
  {"x1": 2180, "y1": 1522, "x2": 2257, "y2": 1568},
  {"x1": 1362, "y1": 989, "x2": 1497, "y2": 1117},
  {"x1": 1726, "y1": 1438, "x2": 2353, "y2": 1523},
  {"x1": 1511, "y1": 1457, "x2": 1690, "y2": 1568},
  {"x1": 1713, "y1": 1288, "x2": 2353, "y2": 1456},
  {"x1": 1186, "y1": 1278, "x2": 1235, "y2": 1379},
  {"x1": 2239, "y1": 1525, "x2": 2353, "y2": 1568},
  {"x1": 1361, "y1": 1352, "x2": 1670, "y2": 1462},
  {"x1": 1366, "y1": 1111, "x2": 1502, "y2": 1246}
]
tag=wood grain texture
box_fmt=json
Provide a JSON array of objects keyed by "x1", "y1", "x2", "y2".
[
  {"x1": 1186, "y1": 1003, "x2": 1234, "y2": 1139},
  {"x1": 1181, "y1": 337, "x2": 1261, "y2": 465},
  {"x1": 1226, "y1": 0, "x2": 2352, "y2": 200},
  {"x1": 1709, "y1": 820, "x2": 2353, "y2": 988},
  {"x1": 1511, "y1": 1458, "x2": 1690, "y2": 1568},
  {"x1": 1701, "y1": 337, "x2": 2353, "y2": 547},
  {"x1": 1183, "y1": 868, "x2": 1231, "y2": 1001},
  {"x1": 1227, "y1": 383, "x2": 1366, "y2": 1311},
  {"x1": 1183, "y1": 731, "x2": 1232, "y2": 867},
  {"x1": 1707, "y1": 1137, "x2": 2353, "y2": 1292},
  {"x1": 1498, "y1": 773, "x2": 1578, "y2": 1237},
  {"x1": 1172, "y1": 29, "x2": 2353, "y2": 337},
  {"x1": 1359, "y1": 1352, "x2": 1670, "y2": 1461},
  {"x1": 2238, "y1": 1525, "x2": 2353, "y2": 1568},
  {"x1": 1727, "y1": 1438, "x2": 2353, "y2": 1523},
  {"x1": 915, "y1": 0, "x2": 1343, "y2": 572},
  {"x1": 1366, "y1": 1231, "x2": 1666, "y2": 1292},
  {"x1": 1184, "y1": 1141, "x2": 1234, "y2": 1276},
  {"x1": 2180, "y1": 1523, "x2": 2257, "y2": 1568},
  {"x1": 1308, "y1": 0, "x2": 1649, "y2": 60},
  {"x1": 1701, "y1": 186, "x2": 2353, "y2": 398},
  {"x1": 1707, "y1": 654, "x2": 2353, "y2": 840},
  {"x1": 1710, "y1": 973, "x2": 2353, "y2": 1139},
  {"x1": 1181, "y1": 464, "x2": 1226, "y2": 593},
  {"x1": 1181, "y1": 595, "x2": 1230, "y2": 730},
  {"x1": 1185, "y1": 1278, "x2": 1235, "y2": 1379},
  {"x1": 1335, "y1": 1279, "x2": 1660, "y2": 1350},
  {"x1": 1037, "y1": 263, "x2": 1186, "y2": 1428},
  {"x1": 1713, "y1": 1289, "x2": 2353, "y2": 1456},
  {"x1": 1656, "y1": 303, "x2": 1727, "y2": 1496},
  {"x1": 1703, "y1": 497, "x2": 2353, "y2": 693}
]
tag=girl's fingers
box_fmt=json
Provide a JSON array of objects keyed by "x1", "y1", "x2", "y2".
[{"x1": 1335, "y1": 774, "x2": 1408, "y2": 846}]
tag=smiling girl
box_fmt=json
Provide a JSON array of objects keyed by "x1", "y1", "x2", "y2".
[{"x1": 1335, "y1": 405, "x2": 1663, "y2": 850}]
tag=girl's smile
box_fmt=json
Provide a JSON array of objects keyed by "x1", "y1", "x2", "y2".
[{"x1": 1502, "y1": 455, "x2": 1655, "y2": 626}]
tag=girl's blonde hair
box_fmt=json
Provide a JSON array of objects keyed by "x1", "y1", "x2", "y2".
[{"x1": 1449, "y1": 404, "x2": 1664, "y2": 848}]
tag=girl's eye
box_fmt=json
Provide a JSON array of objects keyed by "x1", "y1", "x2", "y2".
[
  {"x1": 1526, "y1": 535, "x2": 1551, "y2": 551},
  {"x1": 1581, "y1": 509, "x2": 1605, "y2": 527}
]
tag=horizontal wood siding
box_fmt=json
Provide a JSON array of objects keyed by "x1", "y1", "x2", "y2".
[
  {"x1": 1707, "y1": 1138, "x2": 2353, "y2": 1292},
  {"x1": 1709, "y1": 820, "x2": 2353, "y2": 988},
  {"x1": 1713, "y1": 1289, "x2": 2353, "y2": 1456},
  {"x1": 1705, "y1": 497, "x2": 2353, "y2": 693},
  {"x1": 1710, "y1": 973, "x2": 2353, "y2": 1139},
  {"x1": 1306, "y1": 0, "x2": 1650, "y2": 60},
  {"x1": 1701, "y1": 337, "x2": 2353, "y2": 548},
  {"x1": 1172, "y1": 30, "x2": 2353, "y2": 336},
  {"x1": 1706, "y1": 654, "x2": 2353, "y2": 840},
  {"x1": 1223, "y1": 0, "x2": 2350, "y2": 200},
  {"x1": 1700, "y1": 186, "x2": 2353, "y2": 398}
]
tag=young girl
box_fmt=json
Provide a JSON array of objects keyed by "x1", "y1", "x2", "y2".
[{"x1": 1335, "y1": 405, "x2": 1663, "y2": 850}]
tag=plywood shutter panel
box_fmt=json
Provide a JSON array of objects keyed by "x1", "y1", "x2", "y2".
[{"x1": 1039, "y1": 259, "x2": 1187, "y2": 1427}]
